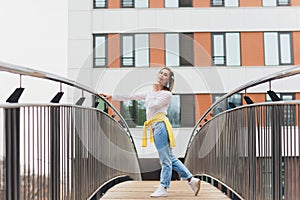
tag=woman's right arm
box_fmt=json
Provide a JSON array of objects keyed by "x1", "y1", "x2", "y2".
[{"x1": 99, "y1": 93, "x2": 146, "y2": 101}]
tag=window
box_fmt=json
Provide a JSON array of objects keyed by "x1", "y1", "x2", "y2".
[
  {"x1": 212, "y1": 94, "x2": 226, "y2": 115},
  {"x1": 264, "y1": 32, "x2": 293, "y2": 66},
  {"x1": 211, "y1": 0, "x2": 238, "y2": 7},
  {"x1": 277, "y1": 0, "x2": 290, "y2": 6},
  {"x1": 165, "y1": 0, "x2": 192, "y2": 7},
  {"x1": 212, "y1": 33, "x2": 241, "y2": 66},
  {"x1": 263, "y1": 0, "x2": 277, "y2": 6},
  {"x1": 211, "y1": 0, "x2": 224, "y2": 6},
  {"x1": 120, "y1": 94, "x2": 195, "y2": 128},
  {"x1": 93, "y1": 34, "x2": 107, "y2": 67},
  {"x1": 121, "y1": 0, "x2": 134, "y2": 8},
  {"x1": 94, "y1": 0, "x2": 107, "y2": 8},
  {"x1": 135, "y1": 0, "x2": 148, "y2": 8},
  {"x1": 165, "y1": 0, "x2": 178, "y2": 7},
  {"x1": 212, "y1": 93, "x2": 242, "y2": 115},
  {"x1": 165, "y1": 33, "x2": 194, "y2": 67},
  {"x1": 179, "y1": 0, "x2": 192, "y2": 7},
  {"x1": 121, "y1": 100, "x2": 146, "y2": 127},
  {"x1": 263, "y1": 0, "x2": 290, "y2": 6},
  {"x1": 228, "y1": 94, "x2": 242, "y2": 108},
  {"x1": 121, "y1": 34, "x2": 149, "y2": 67},
  {"x1": 225, "y1": 0, "x2": 239, "y2": 7}
]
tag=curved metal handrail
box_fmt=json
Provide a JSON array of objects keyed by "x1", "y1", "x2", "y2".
[
  {"x1": 0, "y1": 60, "x2": 133, "y2": 143},
  {"x1": 186, "y1": 65, "x2": 300, "y2": 151}
]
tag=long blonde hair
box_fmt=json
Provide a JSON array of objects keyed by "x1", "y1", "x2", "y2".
[{"x1": 159, "y1": 67, "x2": 175, "y2": 92}]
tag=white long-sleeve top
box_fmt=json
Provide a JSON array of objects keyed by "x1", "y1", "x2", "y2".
[{"x1": 112, "y1": 90, "x2": 172, "y2": 120}]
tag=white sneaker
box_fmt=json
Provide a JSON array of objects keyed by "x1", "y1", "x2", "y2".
[
  {"x1": 150, "y1": 185, "x2": 168, "y2": 197},
  {"x1": 188, "y1": 177, "x2": 201, "y2": 196}
]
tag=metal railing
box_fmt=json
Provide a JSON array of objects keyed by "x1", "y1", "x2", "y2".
[
  {"x1": 185, "y1": 66, "x2": 300, "y2": 200},
  {"x1": 0, "y1": 61, "x2": 141, "y2": 200}
]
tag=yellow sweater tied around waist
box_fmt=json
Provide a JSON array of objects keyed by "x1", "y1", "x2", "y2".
[{"x1": 142, "y1": 112, "x2": 175, "y2": 148}]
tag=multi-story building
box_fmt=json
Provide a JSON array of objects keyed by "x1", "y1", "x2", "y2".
[{"x1": 68, "y1": 0, "x2": 300, "y2": 174}]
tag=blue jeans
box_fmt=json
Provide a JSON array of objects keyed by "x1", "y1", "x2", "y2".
[{"x1": 153, "y1": 122, "x2": 193, "y2": 188}]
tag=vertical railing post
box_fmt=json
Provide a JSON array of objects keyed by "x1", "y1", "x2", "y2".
[
  {"x1": 50, "y1": 107, "x2": 60, "y2": 200},
  {"x1": 4, "y1": 108, "x2": 20, "y2": 200},
  {"x1": 247, "y1": 107, "x2": 256, "y2": 200},
  {"x1": 271, "y1": 105, "x2": 282, "y2": 200}
]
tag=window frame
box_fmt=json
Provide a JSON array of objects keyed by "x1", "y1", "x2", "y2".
[
  {"x1": 277, "y1": 0, "x2": 291, "y2": 6},
  {"x1": 165, "y1": 33, "x2": 194, "y2": 67},
  {"x1": 264, "y1": 32, "x2": 294, "y2": 66},
  {"x1": 121, "y1": 34, "x2": 135, "y2": 67},
  {"x1": 278, "y1": 32, "x2": 294, "y2": 65},
  {"x1": 212, "y1": 33, "x2": 226, "y2": 66},
  {"x1": 93, "y1": 34, "x2": 108, "y2": 68},
  {"x1": 211, "y1": 0, "x2": 225, "y2": 7},
  {"x1": 121, "y1": 0, "x2": 135, "y2": 8},
  {"x1": 179, "y1": 0, "x2": 193, "y2": 7},
  {"x1": 93, "y1": 0, "x2": 108, "y2": 8}
]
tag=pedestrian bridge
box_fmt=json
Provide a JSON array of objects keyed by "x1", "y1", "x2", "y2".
[
  {"x1": 101, "y1": 181, "x2": 229, "y2": 199},
  {"x1": 0, "y1": 61, "x2": 300, "y2": 200}
]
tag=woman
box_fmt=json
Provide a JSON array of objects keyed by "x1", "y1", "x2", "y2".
[{"x1": 100, "y1": 67, "x2": 201, "y2": 197}]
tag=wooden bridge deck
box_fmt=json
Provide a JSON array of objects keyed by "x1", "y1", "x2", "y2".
[{"x1": 101, "y1": 181, "x2": 230, "y2": 199}]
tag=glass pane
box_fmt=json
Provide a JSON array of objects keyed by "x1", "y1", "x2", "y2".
[
  {"x1": 122, "y1": 0, "x2": 134, "y2": 7},
  {"x1": 122, "y1": 35, "x2": 134, "y2": 66},
  {"x1": 179, "y1": 0, "x2": 192, "y2": 7},
  {"x1": 94, "y1": 0, "x2": 107, "y2": 8},
  {"x1": 135, "y1": 34, "x2": 149, "y2": 67},
  {"x1": 226, "y1": 33, "x2": 240, "y2": 66},
  {"x1": 277, "y1": 0, "x2": 290, "y2": 6},
  {"x1": 225, "y1": 0, "x2": 238, "y2": 7},
  {"x1": 279, "y1": 33, "x2": 292, "y2": 64},
  {"x1": 264, "y1": 32, "x2": 279, "y2": 66},
  {"x1": 212, "y1": 94, "x2": 226, "y2": 115},
  {"x1": 123, "y1": 36, "x2": 133, "y2": 57},
  {"x1": 135, "y1": 100, "x2": 146, "y2": 126},
  {"x1": 263, "y1": 0, "x2": 277, "y2": 6},
  {"x1": 135, "y1": 0, "x2": 148, "y2": 8},
  {"x1": 228, "y1": 94, "x2": 242, "y2": 107},
  {"x1": 95, "y1": 36, "x2": 106, "y2": 57},
  {"x1": 166, "y1": 34, "x2": 180, "y2": 66},
  {"x1": 213, "y1": 34, "x2": 225, "y2": 65},
  {"x1": 167, "y1": 95, "x2": 180, "y2": 127},
  {"x1": 121, "y1": 100, "x2": 136, "y2": 127},
  {"x1": 212, "y1": 0, "x2": 224, "y2": 6},
  {"x1": 165, "y1": 0, "x2": 179, "y2": 7},
  {"x1": 95, "y1": 35, "x2": 106, "y2": 66}
]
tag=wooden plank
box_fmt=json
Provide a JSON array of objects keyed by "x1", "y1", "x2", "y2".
[{"x1": 101, "y1": 181, "x2": 230, "y2": 199}]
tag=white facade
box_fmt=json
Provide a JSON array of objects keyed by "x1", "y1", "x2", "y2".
[{"x1": 68, "y1": 1, "x2": 300, "y2": 158}]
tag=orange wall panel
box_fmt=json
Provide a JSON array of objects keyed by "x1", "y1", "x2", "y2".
[
  {"x1": 193, "y1": 0, "x2": 210, "y2": 7},
  {"x1": 195, "y1": 94, "x2": 212, "y2": 124},
  {"x1": 194, "y1": 33, "x2": 212, "y2": 66},
  {"x1": 242, "y1": 93, "x2": 265, "y2": 105},
  {"x1": 108, "y1": 34, "x2": 120, "y2": 68},
  {"x1": 149, "y1": 0, "x2": 164, "y2": 8},
  {"x1": 150, "y1": 33, "x2": 165, "y2": 67},
  {"x1": 108, "y1": 0, "x2": 120, "y2": 8},
  {"x1": 241, "y1": 32, "x2": 264, "y2": 66},
  {"x1": 292, "y1": 0, "x2": 300, "y2": 6},
  {"x1": 293, "y1": 32, "x2": 300, "y2": 65},
  {"x1": 295, "y1": 93, "x2": 300, "y2": 100},
  {"x1": 240, "y1": 0, "x2": 262, "y2": 7}
]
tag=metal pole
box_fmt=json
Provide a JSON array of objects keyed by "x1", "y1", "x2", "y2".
[
  {"x1": 271, "y1": 105, "x2": 282, "y2": 200},
  {"x1": 50, "y1": 107, "x2": 60, "y2": 200},
  {"x1": 5, "y1": 108, "x2": 20, "y2": 200},
  {"x1": 247, "y1": 107, "x2": 256, "y2": 200}
]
